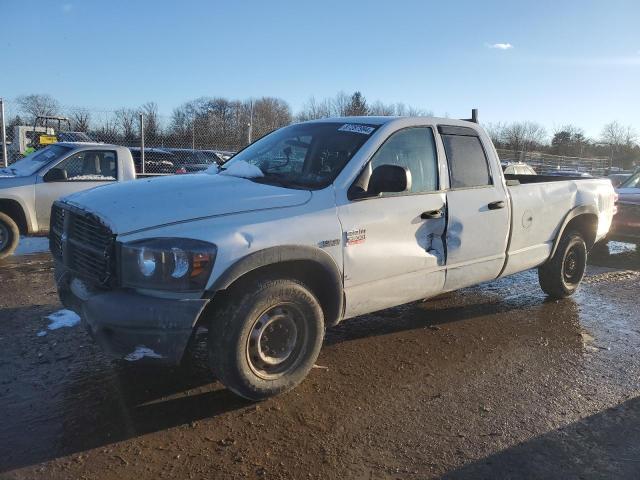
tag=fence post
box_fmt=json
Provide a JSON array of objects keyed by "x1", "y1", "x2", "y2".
[
  {"x1": 0, "y1": 98, "x2": 7, "y2": 167},
  {"x1": 139, "y1": 113, "x2": 145, "y2": 174}
]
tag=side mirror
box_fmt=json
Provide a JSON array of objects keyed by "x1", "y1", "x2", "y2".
[
  {"x1": 44, "y1": 167, "x2": 68, "y2": 182},
  {"x1": 368, "y1": 165, "x2": 411, "y2": 195}
]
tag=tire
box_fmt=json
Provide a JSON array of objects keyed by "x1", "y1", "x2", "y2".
[
  {"x1": 0, "y1": 212, "x2": 19, "y2": 260},
  {"x1": 208, "y1": 277, "x2": 325, "y2": 400},
  {"x1": 538, "y1": 231, "x2": 587, "y2": 299}
]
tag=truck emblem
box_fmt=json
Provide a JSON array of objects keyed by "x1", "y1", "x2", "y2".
[
  {"x1": 345, "y1": 228, "x2": 366, "y2": 246},
  {"x1": 318, "y1": 239, "x2": 340, "y2": 248}
]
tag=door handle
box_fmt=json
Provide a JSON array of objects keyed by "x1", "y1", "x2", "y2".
[
  {"x1": 421, "y1": 209, "x2": 443, "y2": 219},
  {"x1": 488, "y1": 200, "x2": 506, "y2": 210}
]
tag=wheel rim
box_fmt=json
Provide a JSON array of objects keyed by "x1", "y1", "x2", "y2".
[
  {"x1": 563, "y1": 244, "x2": 584, "y2": 284},
  {"x1": 246, "y1": 303, "x2": 307, "y2": 379},
  {"x1": 0, "y1": 222, "x2": 9, "y2": 251}
]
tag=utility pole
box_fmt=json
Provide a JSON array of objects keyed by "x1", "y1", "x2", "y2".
[
  {"x1": 0, "y1": 98, "x2": 8, "y2": 167},
  {"x1": 247, "y1": 99, "x2": 254, "y2": 145},
  {"x1": 139, "y1": 113, "x2": 145, "y2": 174}
]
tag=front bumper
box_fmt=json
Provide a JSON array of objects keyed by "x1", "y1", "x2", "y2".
[{"x1": 55, "y1": 264, "x2": 209, "y2": 365}]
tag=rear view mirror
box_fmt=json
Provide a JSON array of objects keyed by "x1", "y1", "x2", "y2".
[
  {"x1": 368, "y1": 165, "x2": 411, "y2": 195},
  {"x1": 44, "y1": 167, "x2": 68, "y2": 182}
]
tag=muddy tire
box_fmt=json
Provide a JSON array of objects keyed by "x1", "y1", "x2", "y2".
[
  {"x1": 208, "y1": 278, "x2": 324, "y2": 401},
  {"x1": 538, "y1": 231, "x2": 587, "y2": 299},
  {"x1": 0, "y1": 212, "x2": 19, "y2": 260}
]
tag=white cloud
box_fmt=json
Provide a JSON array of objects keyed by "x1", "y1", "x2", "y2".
[
  {"x1": 487, "y1": 43, "x2": 514, "y2": 50},
  {"x1": 62, "y1": 3, "x2": 73, "y2": 12}
]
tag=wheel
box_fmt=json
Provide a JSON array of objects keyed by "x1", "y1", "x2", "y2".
[
  {"x1": 538, "y1": 231, "x2": 587, "y2": 299},
  {"x1": 208, "y1": 277, "x2": 325, "y2": 400},
  {"x1": 0, "y1": 212, "x2": 19, "y2": 260}
]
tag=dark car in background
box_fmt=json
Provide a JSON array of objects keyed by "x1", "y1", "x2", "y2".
[
  {"x1": 166, "y1": 148, "x2": 224, "y2": 173},
  {"x1": 609, "y1": 168, "x2": 640, "y2": 250},
  {"x1": 128, "y1": 147, "x2": 176, "y2": 174}
]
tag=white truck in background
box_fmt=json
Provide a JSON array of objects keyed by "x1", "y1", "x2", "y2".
[
  {"x1": 0, "y1": 143, "x2": 137, "y2": 258},
  {"x1": 51, "y1": 115, "x2": 616, "y2": 400}
]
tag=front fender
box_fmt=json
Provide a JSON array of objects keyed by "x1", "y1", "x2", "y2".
[{"x1": 208, "y1": 245, "x2": 344, "y2": 326}]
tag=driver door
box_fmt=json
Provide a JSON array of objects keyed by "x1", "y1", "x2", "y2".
[
  {"x1": 337, "y1": 127, "x2": 447, "y2": 318},
  {"x1": 35, "y1": 150, "x2": 118, "y2": 230}
]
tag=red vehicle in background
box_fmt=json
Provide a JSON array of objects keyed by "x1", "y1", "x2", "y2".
[{"x1": 609, "y1": 168, "x2": 640, "y2": 251}]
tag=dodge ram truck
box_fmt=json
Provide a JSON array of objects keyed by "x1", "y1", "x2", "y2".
[
  {"x1": 51, "y1": 116, "x2": 617, "y2": 400},
  {"x1": 0, "y1": 143, "x2": 138, "y2": 259}
]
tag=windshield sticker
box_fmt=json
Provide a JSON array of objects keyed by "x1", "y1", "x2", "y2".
[
  {"x1": 345, "y1": 228, "x2": 366, "y2": 246},
  {"x1": 338, "y1": 124, "x2": 375, "y2": 135}
]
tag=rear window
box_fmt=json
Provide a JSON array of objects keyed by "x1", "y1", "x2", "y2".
[{"x1": 441, "y1": 134, "x2": 492, "y2": 188}]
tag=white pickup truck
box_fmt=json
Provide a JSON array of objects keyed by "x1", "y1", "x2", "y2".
[
  {"x1": 51, "y1": 116, "x2": 616, "y2": 400},
  {"x1": 0, "y1": 143, "x2": 138, "y2": 258}
]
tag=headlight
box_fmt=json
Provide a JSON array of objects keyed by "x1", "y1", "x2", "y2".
[{"x1": 120, "y1": 238, "x2": 216, "y2": 291}]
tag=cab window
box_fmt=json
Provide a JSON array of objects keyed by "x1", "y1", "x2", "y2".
[
  {"x1": 369, "y1": 127, "x2": 439, "y2": 195},
  {"x1": 441, "y1": 134, "x2": 492, "y2": 189},
  {"x1": 55, "y1": 150, "x2": 117, "y2": 181}
]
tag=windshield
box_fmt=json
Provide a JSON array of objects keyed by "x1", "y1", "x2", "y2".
[
  {"x1": 619, "y1": 169, "x2": 640, "y2": 189},
  {"x1": 0, "y1": 145, "x2": 73, "y2": 178},
  {"x1": 222, "y1": 122, "x2": 379, "y2": 189}
]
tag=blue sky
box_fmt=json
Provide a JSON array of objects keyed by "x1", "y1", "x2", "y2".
[{"x1": 2, "y1": 0, "x2": 639, "y2": 137}]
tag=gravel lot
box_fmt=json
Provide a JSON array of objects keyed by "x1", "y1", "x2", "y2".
[{"x1": 1, "y1": 244, "x2": 639, "y2": 479}]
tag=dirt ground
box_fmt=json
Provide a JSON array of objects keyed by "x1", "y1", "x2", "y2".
[{"x1": 1, "y1": 244, "x2": 639, "y2": 479}]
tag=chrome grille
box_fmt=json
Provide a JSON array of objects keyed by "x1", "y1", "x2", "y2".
[{"x1": 50, "y1": 202, "x2": 115, "y2": 286}]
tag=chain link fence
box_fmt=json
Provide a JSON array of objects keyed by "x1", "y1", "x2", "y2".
[
  {"x1": 496, "y1": 149, "x2": 612, "y2": 176},
  {"x1": 1, "y1": 97, "x2": 614, "y2": 177},
  {"x1": 0, "y1": 99, "x2": 245, "y2": 174}
]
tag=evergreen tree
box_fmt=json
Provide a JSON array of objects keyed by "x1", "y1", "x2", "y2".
[{"x1": 345, "y1": 92, "x2": 369, "y2": 116}]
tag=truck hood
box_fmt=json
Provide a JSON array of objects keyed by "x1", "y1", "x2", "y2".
[
  {"x1": 63, "y1": 173, "x2": 312, "y2": 234},
  {"x1": 0, "y1": 174, "x2": 35, "y2": 188}
]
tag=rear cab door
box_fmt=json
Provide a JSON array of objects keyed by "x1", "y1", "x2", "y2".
[
  {"x1": 34, "y1": 148, "x2": 119, "y2": 230},
  {"x1": 437, "y1": 125, "x2": 510, "y2": 290}
]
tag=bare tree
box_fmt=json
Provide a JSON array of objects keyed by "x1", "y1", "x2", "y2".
[
  {"x1": 115, "y1": 108, "x2": 139, "y2": 143},
  {"x1": 601, "y1": 121, "x2": 637, "y2": 148},
  {"x1": 501, "y1": 121, "x2": 547, "y2": 154},
  {"x1": 252, "y1": 97, "x2": 292, "y2": 139},
  {"x1": 140, "y1": 102, "x2": 160, "y2": 144},
  {"x1": 601, "y1": 121, "x2": 639, "y2": 167},
  {"x1": 484, "y1": 122, "x2": 506, "y2": 147},
  {"x1": 16, "y1": 94, "x2": 60, "y2": 123},
  {"x1": 69, "y1": 108, "x2": 91, "y2": 132},
  {"x1": 368, "y1": 101, "x2": 395, "y2": 116},
  {"x1": 296, "y1": 96, "x2": 332, "y2": 121},
  {"x1": 331, "y1": 91, "x2": 351, "y2": 117}
]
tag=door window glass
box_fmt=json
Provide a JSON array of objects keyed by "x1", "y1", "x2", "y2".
[
  {"x1": 55, "y1": 151, "x2": 117, "y2": 181},
  {"x1": 442, "y1": 135, "x2": 492, "y2": 188},
  {"x1": 369, "y1": 127, "x2": 439, "y2": 195}
]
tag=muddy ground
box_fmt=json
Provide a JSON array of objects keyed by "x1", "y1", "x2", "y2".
[{"x1": 1, "y1": 244, "x2": 639, "y2": 479}]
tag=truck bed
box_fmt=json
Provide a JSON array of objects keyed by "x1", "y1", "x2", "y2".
[
  {"x1": 504, "y1": 174, "x2": 596, "y2": 184},
  {"x1": 500, "y1": 174, "x2": 614, "y2": 277}
]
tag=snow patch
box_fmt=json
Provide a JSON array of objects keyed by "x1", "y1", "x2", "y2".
[
  {"x1": 46, "y1": 309, "x2": 81, "y2": 330},
  {"x1": 218, "y1": 160, "x2": 264, "y2": 179},
  {"x1": 68, "y1": 175, "x2": 116, "y2": 181},
  {"x1": 124, "y1": 345, "x2": 164, "y2": 361},
  {"x1": 205, "y1": 164, "x2": 219, "y2": 174},
  {"x1": 37, "y1": 330, "x2": 47, "y2": 337}
]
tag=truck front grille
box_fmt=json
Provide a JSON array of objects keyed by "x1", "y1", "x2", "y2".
[{"x1": 50, "y1": 202, "x2": 116, "y2": 286}]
